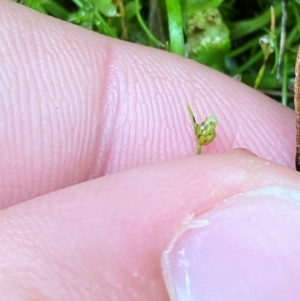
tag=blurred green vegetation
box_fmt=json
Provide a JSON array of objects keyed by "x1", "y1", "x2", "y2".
[{"x1": 17, "y1": 0, "x2": 300, "y2": 107}]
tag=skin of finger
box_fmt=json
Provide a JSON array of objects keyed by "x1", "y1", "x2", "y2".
[
  {"x1": 0, "y1": 1, "x2": 295, "y2": 208},
  {"x1": 1, "y1": 151, "x2": 300, "y2": 300}
]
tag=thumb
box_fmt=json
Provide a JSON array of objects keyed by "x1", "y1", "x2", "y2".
[
  {"x1": 162, "y1": 188, "x2": 300, "y2": 301},
  {"x1": 1, "y1": 150, "x2": 300, "y2": 300}
]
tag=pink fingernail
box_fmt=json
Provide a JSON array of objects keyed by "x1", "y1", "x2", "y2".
[{"x1": 162, "y1": 186, "x2": 300, "y2": 301}]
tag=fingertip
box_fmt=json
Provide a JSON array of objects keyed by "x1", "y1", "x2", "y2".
[{"x1": 162, "y1": 186, "x2": 300, "y2": 301}]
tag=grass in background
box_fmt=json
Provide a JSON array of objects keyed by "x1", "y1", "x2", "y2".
[{"x1": 16, "y1": 0, "x2": 300, "y2": 107}]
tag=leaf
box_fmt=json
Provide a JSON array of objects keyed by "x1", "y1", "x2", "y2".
[{"x1": 91, "y1": 0, "x2": 117, "y2": 17}]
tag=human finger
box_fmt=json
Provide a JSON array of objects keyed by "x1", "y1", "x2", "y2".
[
  {"x1": 0, "y1": 1, "x2": 295, "y2": 208},
  {"x1": 1, "y1": 151, "x2": 300, "y2": 300}
]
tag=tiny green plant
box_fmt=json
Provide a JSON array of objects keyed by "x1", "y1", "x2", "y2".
[
  {"x1": 254, "y1": 6, "x2": 278, "y2": 89},
  {"x1": 187, "y1": 105, "x2": 218, "y2": 155}
]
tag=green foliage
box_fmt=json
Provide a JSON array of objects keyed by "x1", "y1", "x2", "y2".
[
  {"x1": 18, "y1": 0, "x2": 300, "y2": 106},
  {"x1": 165, "y1": 0, "x2": 184, "y2": 55},
  {"x1": 184, "y1": 7, "x2": 231, "y2": 71},
  {"x1": 91, "y1": 0, "x2": 117, "y2": 17}
]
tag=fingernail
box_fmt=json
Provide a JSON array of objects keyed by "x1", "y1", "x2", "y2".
[{"x1": 162, "y1": 186, "x2": 300, "y2": 301}]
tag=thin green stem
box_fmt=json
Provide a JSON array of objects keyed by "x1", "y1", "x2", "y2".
[
  {"x1": 165, "y1": 0, "x2": 185, "y2": 55},
  {"x1": 94, "y1": 11, "x2": 117, "y2": 37},
  {"x1": 234, "y1": 52, "x2": 263, "y2": 74},
  {"x1": 282, "y1": 54, "x2": 288, "y2": 106},
  {"x1": 134, "y1": 0, "x2": 164, "y2": 47},
  {"x1": 254, "y1": 60, "x2": 266, "y2": 89},
  {"x1": 227, "y1": 39, "x2": 257, "y2": 58}
]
